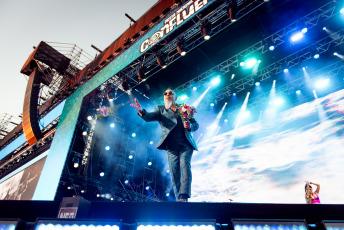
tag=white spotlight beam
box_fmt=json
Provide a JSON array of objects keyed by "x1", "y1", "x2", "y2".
[{"x1": 192, "y1": 87, "x2": 211, "y2": 108}]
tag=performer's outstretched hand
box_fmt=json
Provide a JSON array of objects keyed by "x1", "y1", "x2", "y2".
[{"x1": 130, "y1": 98, "x2": 143, "y2": 116}]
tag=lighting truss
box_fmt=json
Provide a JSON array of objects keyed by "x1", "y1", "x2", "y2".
[
  {"x1": 164, "y1": 1, "x2": 338, "y2": 103},
  {"x1": 109, "y1": 0, "x2": 267, "y2": 98},
  {"x1": 215, "y1": 28, "x2": 344, "y2": 101},
  {"x1": 223, "y1": 60, "x2": 344, "y2": 117}
]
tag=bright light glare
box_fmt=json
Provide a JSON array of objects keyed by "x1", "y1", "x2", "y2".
[
  {"x1": 193, "y1": 86, "x2": 197, "y2": 91},
  {"x1": 283, "y1": 68, "x2": 289, "y2": 73},
  {"x1": 245, "y1": 58, "x2": 257, "y2": 68},
  {"x1": 340, "y1": 8, "x2": 344, "y2": 14},
  {"x1": 105, "y1": 146, "x2": 110, "y2": 150},
  {"x1": 255, "y1": 82, "x2": 260, "y2": 86},
  {"x1": 132, "y1": 133, "x2": 136, "y2": 137},
  {"x1": 291, "y1": 32, "x2": 304, "y2": 42},
  {"x1": 269, "y1": 45, "x2": 275, "y2": 51},
  {"x1": 129, "y1": 155, "x2": 133, "y2": 159},
  {"x1": 314, "y1": 78, "x2": 330, "y2": 89},
  {"x1": 272, "y1": 97, "x2": 284, "y2": 106},
  {"x1": 87, "y1": 116, "x2": 92, "y2": 120},
  {"x1": 100, "y1": 172, "x2": 105, "y2": 177},
  {"x1": 150, "y1": 141, "x2": 153, "y2": 145},
  {"x1": 240, "y1": 61, "x2": 245, "y2": 67},
  {"x1": 145, "y1": 186, "x2": 150, "y2": 190},
  {"x1": 180, "y1": 95, "x2": 188, "y2": 100},
  {"x1": 243, "y1": 111, "x2": 250, "y2": 118},
  {"x1": 210, "y1": 103, "x2": 215, "y2": 107},
  {"x1": 301, "y1": 27, "x2": 308, "y2": 33},
  {"x1": 224, "y1": 119, "x2": 228, "y2": 123},
  {"x1": 82, "y1": 131, "x2": 87, "y2": 136},
  {"x1": 148, "y1": 161, "x2": 152, "y2": 166},
  {"x1": 314, "y1": 54, "x2": 320, "y2": 59},
  {"x1": 211, "y1": 76, "x2": 221, "y2": 85},
  {"x1": 166, "y1": 193, "x2": 170, "y2": 197},
  {"x1": 296, "y1": 90, "x2": 301, "y2": 95},
  {"x1": 125, "y1": 179, "x2": 129, "y2": 184}
]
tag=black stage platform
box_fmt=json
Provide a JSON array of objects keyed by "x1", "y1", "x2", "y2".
[{"x1": 1, "y1": 201, "x2": 343, "y2": 225}]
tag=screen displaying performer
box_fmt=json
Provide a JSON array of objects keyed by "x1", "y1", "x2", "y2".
[{"x1": 305, "y1": 181, "x2": 320, "y2": 204}]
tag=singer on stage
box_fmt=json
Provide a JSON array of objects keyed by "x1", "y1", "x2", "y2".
[{"x1": 131, "y1": 89, "x2": 199, "y2": 202}]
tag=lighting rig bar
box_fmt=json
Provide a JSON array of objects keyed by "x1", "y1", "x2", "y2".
[
  {"x1": 221, "y1": 60, "x2": 344, "y2": 118},
  {"x1": 109, "y1": 0, "x2": 267, "y2": 97},
  {"x1": 167, "y1": 1, "x2": 338, "y2": 101},
  {"x1": 216, "y1": 28, "x2": 344, "y2": 101}
]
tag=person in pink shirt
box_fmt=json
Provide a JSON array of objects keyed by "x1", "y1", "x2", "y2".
[{"x1": 305, "y1": 181, "x2": 320, "y2": 204}]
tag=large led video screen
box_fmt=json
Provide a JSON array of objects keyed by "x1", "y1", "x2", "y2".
[
  {"x1": 190, "y1": 88, "x2": 344, "y2": 203},
  {"x1": 0, "y1": 156, "x2": 47, "y2": 200}
]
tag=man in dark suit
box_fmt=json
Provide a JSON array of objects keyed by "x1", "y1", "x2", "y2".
[{"x1": 131, "y1": 89, "x2": 199, "y2": 202}]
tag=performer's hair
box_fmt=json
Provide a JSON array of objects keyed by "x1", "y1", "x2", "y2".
[{"x1": 305, "y1": 184, "x2": 312, "y2": 192}]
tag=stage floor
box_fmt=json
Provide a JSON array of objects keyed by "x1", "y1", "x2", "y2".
[{"x1": 0, "y1": 200, "x2": 343, "y2": 224}]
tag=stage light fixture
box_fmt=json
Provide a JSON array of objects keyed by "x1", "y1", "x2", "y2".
[
  {"x1": 145, "y1": 186, "x2": 150, "y2": 190},
  {"x1": 166, "y1": 192, "x2": 170, "y2": 196},
  {"x1": 193, "y1": 86, "x2": 197, "y2": 91},
  {"x1": 121, "y1": 77, "x2": 130, "y2": 92},
  {"x1": 210, "y1": 103, "x2": 215, "y2": 107},
  {"x1": 177, "y1": 39, "x2": 187, "y2": 56},
  {"x1": 315, "y1": 78, "x2": 330, "y2": 89},
  {"x1": 72, "y1": 157, "x2": 80, "y2": 168},
  {"x1": 132, "y1": 133, "x2": 136, "y2": 137},
  {"x1": 340, "y1": 8, "x2": 344, "y2": 14},
  {"x1": 301, "y1": 27, "x2": 308, "y2": 33},
  {"x1": 211, "y1": 76, "x2": 221, "y2": 85},
  {"x1": 137, "y1": 221, "x2": 216, "y2": 230},
  {"x1": 240, "y1": 61, "x2": 245, "y2": 66},
  {"x1": 255, "y1": 81, "x2": 260, "y2": 86},
  {"x1": 227, "y1": 0, "x2": 238, "y2": 22},
  {"x1": 291, "y1": 31, "x2": 304, "y2": 42},
  {"x1": 269, "y1": 45, "x2": 275, "y2": 51},
  {"x1": 334, "y1": 52, "x2": 338, "y2": 56},
  {"x1": 201, "y1": 22, "x2": 212, "y2": 40},
  {"x1": 137, "y1": 66, "x2": 145, "y2": 81},
  {"x1": 129, "y1": 155, "x2": 133, "y2": 159},
  {"x1": 314, "y1": 54, "x2": 320, "y2": 59},
  {"x1": 35, "y1": 219, "x2": 121, "y2": 230},
  {"x1": 148, "y1": 161, "x2": 152, "y2": 166},
  {"x1": 125, "y1": 179, "x2": 129, "y2": 184},
  {"x1": 110, "y1": 123, "x2": 115, "y2": 128},
  {"x1": 232, "y1": 219, "x2": 308, "y2": 230},
  {"x1": 272, "y1": 97, "x2": 284, "y2": 106},
  {"x1": 150, "y1": 141, "x2": 153, "y2": 145},
  {"x1": 296, "y1": 90, "x2": 301, "y2": 94},
  {"x1": 283, "y1": 68, "x2": 289, "y2": 73},
  {"x1": 105, "y1": 146, "x2": 110, "y2": 150},
  {"x1": 87, "y1": 115, "x2": 92, "y2": 120},
  {"x1": 157, "y1": 54, "x2": 167, "y2": 68},
  {"x1": 224, "y1": 119, "x2": 228, "y2": 122},
  {"x1": 99, "y1": 171, "x2": 105, "y2": 177},
  {"x1": 245, "y1": 58, "x2": 258, "y2": 68}
]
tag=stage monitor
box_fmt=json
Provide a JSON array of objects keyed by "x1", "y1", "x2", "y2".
[
  {"x1": 35, "y1": 219, "x2": 121, "y2": 230},
  {"x1": 136, "y1": 220, "x2": 216, "y2": 230},
  {"x1": 232, "y1": 219, "x2": 309, "y2": 230},
  {"x1": 322, "y1": 220, "x2": 344, "y2": 230}
]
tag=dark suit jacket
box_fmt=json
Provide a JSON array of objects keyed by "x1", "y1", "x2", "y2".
[{"x1": 140, "y1": 105, "x2": 199, "y2": 151}]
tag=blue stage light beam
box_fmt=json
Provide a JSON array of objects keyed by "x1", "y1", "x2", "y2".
[
  {"x1": 203, "y1": 102, "x2": 228, "y2": 140},
  {"x1": 180, "y1": 94, "x2": 188, "y2": 101},
  {"x1": 234, "y1": 92, "x2": 251, "y2": 130}
]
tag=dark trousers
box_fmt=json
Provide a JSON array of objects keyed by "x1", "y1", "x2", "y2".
[{"x1": 166, "y1": 141, "x2": 193, "y2": 200}]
